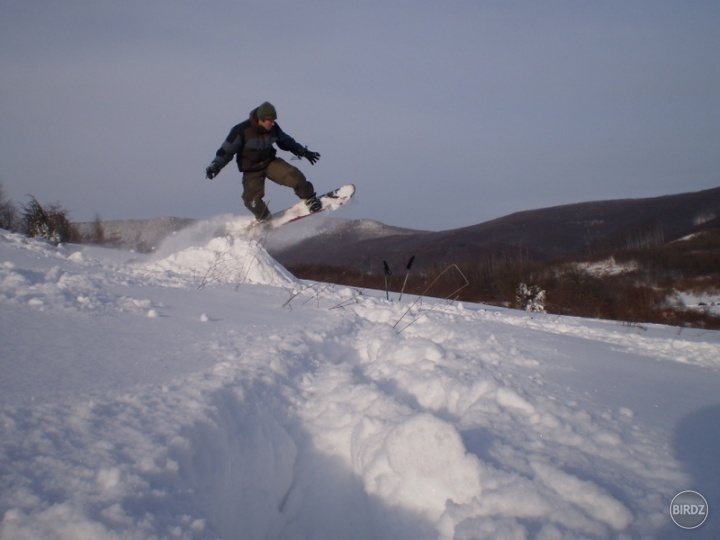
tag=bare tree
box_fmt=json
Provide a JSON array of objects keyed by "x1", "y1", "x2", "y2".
[
  {"x1": 0, "y1": 181, "x2": 18, "y2": 231},
  {"x1": 91, "y1": 212, "x2": 106, "y2": 244}
]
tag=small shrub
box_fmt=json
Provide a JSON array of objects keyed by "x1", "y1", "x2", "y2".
[
  {"x1": 21, "y1": 196, "x2": 73, "y2": 245},
  {"x1": 515, "y1": 283, "x2": 546, "y2": 313}
]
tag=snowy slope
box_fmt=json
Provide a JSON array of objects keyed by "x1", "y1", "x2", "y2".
[{"x1": 1, "y1": 216, "x2": 719, "y2": 540}]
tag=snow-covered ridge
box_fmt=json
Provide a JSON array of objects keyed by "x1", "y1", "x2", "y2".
[
  {"x1": 575, "y1": 257, "x2": 639, "y2": 277},
  {"x1": 1, "y1": 221, "x2": 719, "y2": 539},
  {"x1": 75, "y1": 216, "x2": 195, "y2": 253}
]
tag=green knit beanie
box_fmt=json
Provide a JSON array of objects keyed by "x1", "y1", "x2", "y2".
[{"x1": 257, "y1": 101, "x2": 277, "y2": 120}]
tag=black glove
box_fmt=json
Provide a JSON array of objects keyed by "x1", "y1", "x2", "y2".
[
  {"x1": 302, "y1": 149, "x2": 320, "y2": 165},
  {"x1": 205, "y1": 163, "x2": 220, "y2": 180}
]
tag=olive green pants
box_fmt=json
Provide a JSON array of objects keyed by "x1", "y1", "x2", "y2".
[{"x1": 242, "y1": 158, "x2": 315, "y2": 220}]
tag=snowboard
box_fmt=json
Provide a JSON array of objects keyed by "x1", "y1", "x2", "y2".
[{"x1": 265, "y1": 184, "x2": 356, "y2": 229}]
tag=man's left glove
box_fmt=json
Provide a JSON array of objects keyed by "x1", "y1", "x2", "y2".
[
  {"x1": 302, "y1": 149, "x2": 321, "y2": 165},
  {"x1": 205, "y1": 163, "x2": 220, "y2": 179}
]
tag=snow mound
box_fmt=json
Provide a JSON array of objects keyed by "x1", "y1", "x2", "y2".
[
  {"x1": 144, "y1": 215, "x2": 297, "y2": 288},
  {"x1": 2, "y1": 228, "x2": 720, "y2": 538}
]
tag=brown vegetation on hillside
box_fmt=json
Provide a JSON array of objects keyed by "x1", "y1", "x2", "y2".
[{"x1": 288, "y1": 229, "x2": 720, "y2": 330}]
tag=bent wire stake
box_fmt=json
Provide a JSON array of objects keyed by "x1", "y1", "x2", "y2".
[{"x1": 394, "y1": 263, "x2": 470, "y2": 333}]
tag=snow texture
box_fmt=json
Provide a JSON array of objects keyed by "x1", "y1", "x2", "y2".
[{"x1": 1, "y1": 217, "x2": 719, "y2": 539}]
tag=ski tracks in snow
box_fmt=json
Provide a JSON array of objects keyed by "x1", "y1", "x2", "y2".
[{"x1": 275, "y1": 298, "x2": 683, "y2": 538}]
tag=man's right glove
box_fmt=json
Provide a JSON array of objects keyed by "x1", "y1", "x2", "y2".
[{"x1": 205, "y1": 163, "x2": 220, "y2": 180}]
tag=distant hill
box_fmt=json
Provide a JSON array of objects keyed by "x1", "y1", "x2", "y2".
[
  {"x1": 75, "y1": 187, "x2": 720, "y2": 268},
  {"x1": 269, "y1": 187, "x2": 720, "y2": 272},
  {"x1": 75, "y1": 217, "x2": 194, "y2": 253}
]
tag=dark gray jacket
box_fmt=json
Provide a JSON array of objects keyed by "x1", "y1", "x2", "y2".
[{"x1": 212, "y1": 107, "x2": 305, "y2": 173}]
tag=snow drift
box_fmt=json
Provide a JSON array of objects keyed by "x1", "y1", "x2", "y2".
[{"x1": 1, "y1": 218, "x2": 719, "y2": 539}]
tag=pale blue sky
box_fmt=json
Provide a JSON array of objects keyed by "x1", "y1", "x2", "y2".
[{"x1": 1, "y1": 1, "x2": 718, "y2": 230}]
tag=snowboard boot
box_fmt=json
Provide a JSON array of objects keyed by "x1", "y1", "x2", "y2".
[
  {"x1": 249, "y1": 200, "x2": 271, "y2": 222},
  {"x1": 305, "y1": 196, "x2": 322, "y2": 213},
  {"x1": 250, "y1": 207, "x2": 271, "y2": 231}
]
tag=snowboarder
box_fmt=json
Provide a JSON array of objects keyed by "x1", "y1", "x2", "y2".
[{"x1": 205, "y1": 102, "x2": 322, "y2": 221}]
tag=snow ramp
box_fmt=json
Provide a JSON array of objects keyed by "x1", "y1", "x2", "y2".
[{"x1": 143, "y1": 215, "x2": 297, "y2": 288}]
